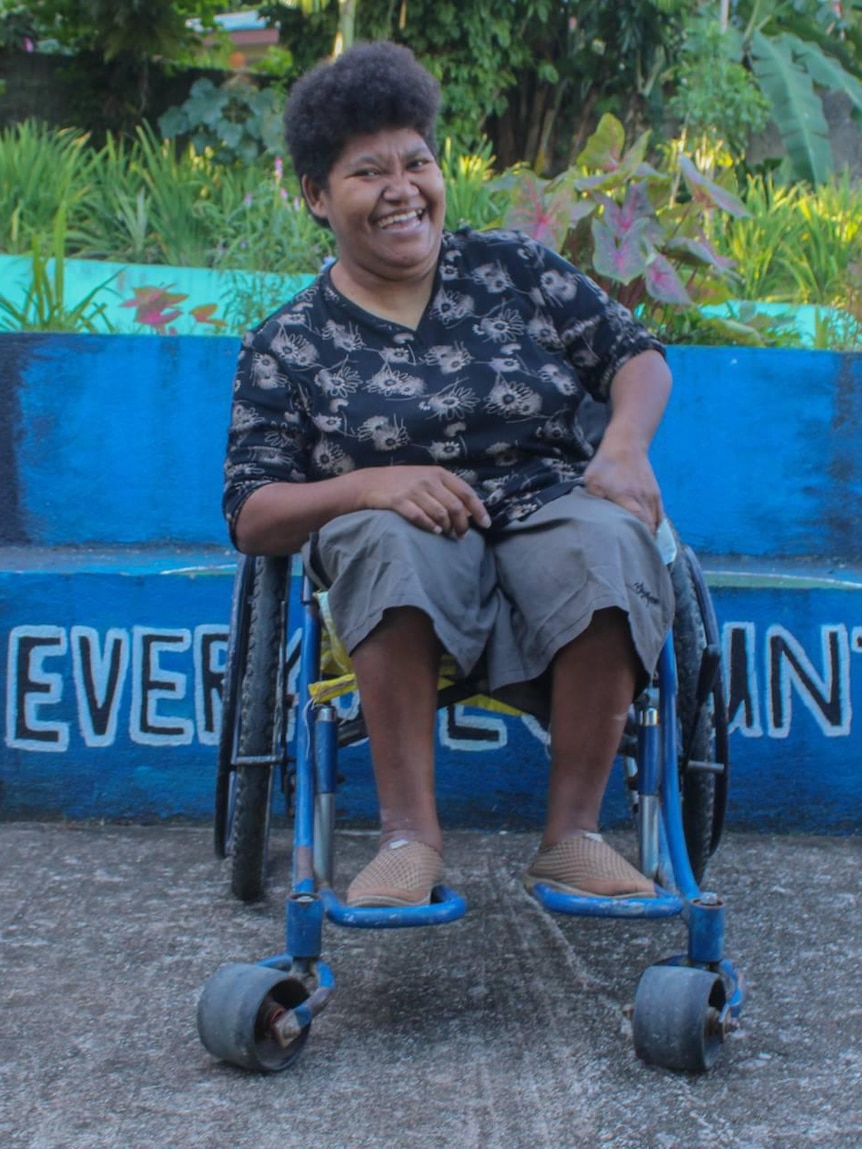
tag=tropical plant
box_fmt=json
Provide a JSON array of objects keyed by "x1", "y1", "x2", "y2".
[
  {"x1": 494, "y1": 114, "x2": 750, "y2": 342},
  {"x1": 158, "y1": 77, "x2": 285, "y2": 166},
  {"x1": 714, "y1": 170, "x2": 862, "y2": 304},
  {"x1": 261, "y1": 0, "x2": 359, "y2": 59},
  {"x1": 212, "y1": 156, "x2": 336, "y2": 275},
  {"x1": 24, "y1": 0, "x2": 216, "y2": 123},
  {"x1": 722, "y1": 0, "x2": 862, "y2": 184},
  {"x1": 25, "y1": 0, "x2": 223, "y2": 58},
  {"x1": 352, "y1": 0, "x2": 695, "y2": 170},
  {"x1": 0, "y1": 2, "x2": 37, "y2": 48},
  {"x1": 132, "y1": 124, "x2": 216, "y2": 267},
  {"x1": 220, "y1": 269, "x2": 309, "y2": 335},
  {"x1": 710, "y1": 174, "x2": 805, "y2": 300},
  {"x1": 667, "y1": 10, "x2": 773, "y2": 171},
  {"x1": 440, "y1": 138, "x2": 504, "y2": 232},
  {"x1": 70, "y1": 132, "x2": 158, "y2": 263},
  {"x1": 0, "y1": 120, "x2": 94, "y2": 254}
]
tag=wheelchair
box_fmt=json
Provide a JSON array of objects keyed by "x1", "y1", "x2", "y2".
[{"x1": 197, "y1": 523, "x2": 744, "y2": 1075}]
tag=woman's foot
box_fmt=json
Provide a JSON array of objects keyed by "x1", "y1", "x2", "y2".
[
  {"x1": 346, "y1": 839, "x2": 445, "y2": 907},
  {"x1": 524, "y1": 830, "x2": 655, "y2": 898}
]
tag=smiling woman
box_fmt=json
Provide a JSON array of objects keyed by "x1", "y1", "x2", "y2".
[
  {"x1": 222, "y1": 40, "x2": 676, "y2": 910},
  {"x1": 285, "y1": 41, "x2": 445, "y2": 328},
  {"x1": 301, "y1": 128, "x2": 445, "y2": 326}
]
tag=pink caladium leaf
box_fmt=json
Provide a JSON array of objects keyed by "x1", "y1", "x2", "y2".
[
  {"x1": 596, "y1": 184, "x2": 661, "y2": 245},
  {"x1": 569, "y1": 198, "x2": 597, "y2": 227},
  {"x1": 644, "y1": 253, "x2": 692, "y2": 305},
  {"x1": 665, "y1": 234, "x2": 737, "y2": 273},
  {"x1": 590, "y1": 217, "x2": 650, "y2": 284},
  {"x1": 503, "y1": 169, "x2": 572, "y2": 251},
  {"x1": 678, "y1": 155, "x2": 749, "y2": 219}
]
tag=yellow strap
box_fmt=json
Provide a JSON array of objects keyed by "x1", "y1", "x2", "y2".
[{"x1": 309, "y1": 590, "x2": 523, "y2": 715}]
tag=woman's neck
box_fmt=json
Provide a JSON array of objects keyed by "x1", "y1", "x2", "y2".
[{"x1": 329, "y1": 261, "x2": 436, "y2": 330}]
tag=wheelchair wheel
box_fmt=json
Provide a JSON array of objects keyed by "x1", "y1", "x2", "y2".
[
  {"x1": 632, "y1": 963, "x2": 728, "y2": 1072},
  {"x1": 214, "y1": 554, "x2": 254, "y2": 859},
  {"x1": 670, "y1": 541, "x2": 729, "y2": 883},
  {"x1": 219, "y1": 555, "x2": 289, "y2": 902},
  {"x1": 197, "y1": 962, "x2": 311, "y2": 1072}
]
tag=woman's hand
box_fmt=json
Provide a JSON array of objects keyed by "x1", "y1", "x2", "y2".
[
  {"x1": 585, "y1": 349, "x2": 671, "y2": 533},
  {"x1": 583, "y1": 444, "x2": 664, "y2": 533},
  {"x1": 359, "y1": 465, "x2": 491, "y2": 538}
]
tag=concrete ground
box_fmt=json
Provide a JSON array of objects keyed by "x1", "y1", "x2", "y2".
[{"x1": 1, "y1": 822, "x2": 861, "y2": 1149}]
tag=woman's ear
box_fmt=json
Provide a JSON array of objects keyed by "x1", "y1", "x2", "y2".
[{"x1": 301, "y1": 175, "x2": 328, "y2": 223}]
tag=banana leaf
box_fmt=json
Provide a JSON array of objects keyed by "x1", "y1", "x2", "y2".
[{"x1": 749, "y1": 30, "x2": 833, "y2": 184}]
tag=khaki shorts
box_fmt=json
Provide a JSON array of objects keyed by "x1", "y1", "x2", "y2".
[{"x1": 308, "y1": 487, "x2": 674, "y2": 704}]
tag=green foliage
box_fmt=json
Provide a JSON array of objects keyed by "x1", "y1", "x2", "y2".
[
  {"x1": 158, "y1": 77, "x2": 285, "y2": 166},
  {"x1": 735, "y1": 1, "x2": 862, "y2": 184},
  {"x1": 358, "y1": 0, "x2": 553, "y2": 153},
  {"x1": 70, "y1": 133, "x2": 159, "y2": 263},
  {"x1": 713, "y1": 170, "x2": 862, "y2": 308},
  {"x1": 3, "y1": 119, "x2": 862, "y2": 347},
  {"x1": 131, "y1": 124, "x2": 217, "y2": 266},
  {"x1": 0, "y1": 3, "x2": 37, "y2": 48},
  {"x1": 439, "y1": 138, "x2": 504, "y2": 231},
  {"x1": 668, "y1": 14, "x2": 772, "y2": 163},
  {"x1": 15, "y1": 0, "x2": 862, "y2": 195},
  {"x1": 25, "y1": 0, "x2": 213, "y2": 57},
  {"x1": 211, "y1": 157, "x2": 336, "y2": 275},
  {"x1": 220, "y1": 269, "x2": 308, "y2": 336},
  {"x1": 0, "y1": 121, "x2": 94, "y2": 254}
]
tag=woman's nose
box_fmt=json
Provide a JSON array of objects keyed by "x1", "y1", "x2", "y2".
[{"x1": 383, "y1": 168, "x2": 417, "y2": 198}]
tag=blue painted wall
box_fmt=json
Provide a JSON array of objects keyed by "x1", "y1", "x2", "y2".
[
  {"x1": 5, "y1": 335, "x2": 861, "y2": 558},
  {"x1": 654, "y1": 346, "x2": 862, "y2": 561},
  {"x1": 1, "y1": 334, "x2": 861, "y2": 829}
]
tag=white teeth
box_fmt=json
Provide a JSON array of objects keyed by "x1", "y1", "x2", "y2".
[{"x1": 378, "y1": 210, "x2": 422, "y2": 229}]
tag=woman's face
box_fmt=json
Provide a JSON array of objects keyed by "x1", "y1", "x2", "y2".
[{"x1": 302, "y1": 127, "x2": 445, "y2": 288}]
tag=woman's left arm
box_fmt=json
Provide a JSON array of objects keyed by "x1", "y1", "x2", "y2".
[{"x1": 582, "y1": 349, "x2": 672, "y2": 533}]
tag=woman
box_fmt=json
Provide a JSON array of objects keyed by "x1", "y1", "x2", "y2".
[{"x1": 223, "y1": 41, "x2": 675, "y2": 907}]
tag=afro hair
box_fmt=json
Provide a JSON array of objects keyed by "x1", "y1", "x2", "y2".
[{"x1": 284, "y1": 41, "x2": 441, "y2": 189}]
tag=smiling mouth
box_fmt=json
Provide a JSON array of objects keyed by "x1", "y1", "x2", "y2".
[{"x1": 376, "y1": 209, "x2": 425, "y2": 230}]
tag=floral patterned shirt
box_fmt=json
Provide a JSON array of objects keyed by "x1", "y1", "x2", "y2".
[{"x1": 223, "y1": 228, "x2": 665, "y2": 536}]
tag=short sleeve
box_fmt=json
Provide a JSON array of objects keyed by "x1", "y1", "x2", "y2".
[
  {"x1": 222, "y1": 327, "x2": 312, "y2": 539},
  {"x1": 524, "y1": 238, "x2": 666, "y2": 401}
]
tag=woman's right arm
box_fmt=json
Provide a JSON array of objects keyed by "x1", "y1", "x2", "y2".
[
  {"x1": 233, "y1": 473, "x2": 365, "y2": 555},
  {"x1": 234, "y1": 466, "x2": 490, "y2": 555}
]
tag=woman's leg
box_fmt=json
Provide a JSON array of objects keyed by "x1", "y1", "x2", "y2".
[
  {"x1": 527, "y1": 607, "x2": 655, "y2": 897},
  {"x1": 488, "y1": 491, "x2": 672, "y2": 896},
  {"x1": 312, "y1": 510, "x2": 497, "y2": 905},
  {"x1": 543, "y1": 606, "x2": 638, "y2": 848},
  {"x1": 349, "y1": 605, "x2": 443, "y2": 854},
  {"x1": 343, "y1": 605, "x2": 448, "y2": 906}
]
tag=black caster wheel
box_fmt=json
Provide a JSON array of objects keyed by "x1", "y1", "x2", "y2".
[
  {"x1": 197, "y1": 962, "x2": 311, "y2": 1072},
  {"x1": 632, "y1": 964, "x2": 730, "y2": 1072}
]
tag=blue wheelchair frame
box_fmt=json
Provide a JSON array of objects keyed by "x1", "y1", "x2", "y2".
[{"x1": 198, "y1": 558, "x2": 745, "y2": 1074}]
